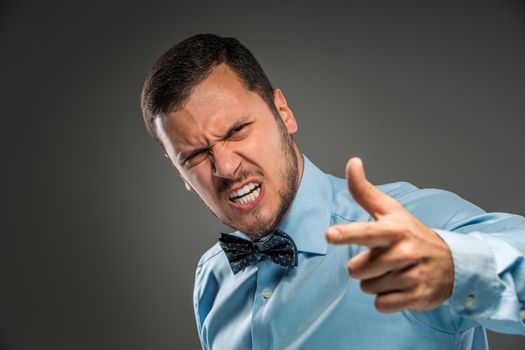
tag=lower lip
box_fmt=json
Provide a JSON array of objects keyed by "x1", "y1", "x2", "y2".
[{"x1": 229, "y1": 185, "x2": 265, "y2": 211}]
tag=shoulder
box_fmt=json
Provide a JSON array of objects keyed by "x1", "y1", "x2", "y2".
[
  {"x1": 193, "y1": 242, "x2": 227, "y2": 333},
  {"x1": 195, "y1": 242, "x2": 230, "y2": 284},
  {"x1": 326, "y1": 173, "x2": 484, "y2": 228},
  {"x1": 194, "y1": 241, "x2": 233, "y2": 290},
  {"x1": 394, "y1": 185, "x2": 486, "y2": 229},
  {"x1": 327, "y1": 174, "x2": 419, "y2": 222},
  {"x1": 197, "y1": 242, "x2": 224, "y2": 269},
  {"x1": 328, "y1": 173, "x2": 418, "y2": 199}
]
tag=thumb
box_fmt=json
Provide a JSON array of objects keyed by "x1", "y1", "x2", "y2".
[{"x1": 346, "y1": 157, "x2": 397, "y2": 219}]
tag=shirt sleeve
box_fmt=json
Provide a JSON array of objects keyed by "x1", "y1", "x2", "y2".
[
  {"x1": 435, "y1": 214, "x2": 525, "y2": 335},
  {"x1": 397, "y1": 186, "x2": 525, "y2": 335}
]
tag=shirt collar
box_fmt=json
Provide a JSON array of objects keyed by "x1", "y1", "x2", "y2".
[
  {"x1": 277, "y1": 155, "x2": 331, "y2": 255},
  {"x1": 232, "y1": 155, "x2": 331, "y2": 255}
]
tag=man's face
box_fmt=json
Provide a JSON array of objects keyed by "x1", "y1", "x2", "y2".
[{"x1": 155, "y1": 64, "x2": 303, "y2": 239}]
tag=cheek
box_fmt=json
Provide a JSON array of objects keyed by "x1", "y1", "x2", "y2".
[{"x1": 241, "y1": 127, "x2": 284, "y2": 162}]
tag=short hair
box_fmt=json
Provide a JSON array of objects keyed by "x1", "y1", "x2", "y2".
[{"x1": 140, "y1": 33, "x2": 277, "y2": 143}]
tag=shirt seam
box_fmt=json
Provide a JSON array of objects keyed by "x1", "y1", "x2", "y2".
[
  {"x1": 477, "y1": 233, "x2": 504, "y2": 311},
  {"x1": 388, "y1": 184, "x2": 421, "y2": 200},
  {"x1": 331, "y1": 211, "x2": 366, "y2": 224},
  {"x1": 405, "y1": 310, "x2": 457, "y2": 335},
  {"x1": 197, "y1": 248, "x2": 223, "y2": 267}
]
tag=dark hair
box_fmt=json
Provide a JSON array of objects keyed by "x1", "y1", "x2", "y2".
[{"x1": 140, "y1": 33, "x2": 277, "y2": 143}]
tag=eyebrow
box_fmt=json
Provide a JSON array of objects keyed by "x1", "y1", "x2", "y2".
[
  {"x1": 179, "y1": 147, "x2": 209, "y2": 164},
  {"x1": 223, "y1": 117, "x2": 251, "y2": 139},
  {"x1": 179, "y1": 117, "x2": 252, "y2": 163}
]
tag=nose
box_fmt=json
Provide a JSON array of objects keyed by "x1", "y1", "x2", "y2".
[{"x1": 210, "y1": 143, "x2": 241, "y2": 179}]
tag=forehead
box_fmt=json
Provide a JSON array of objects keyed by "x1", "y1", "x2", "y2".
[
  {"x1": 185, "y1": 64, "x2": 251, "y2": 114},
  {"x1": 158, "y1": 64, "x2": 268, "y2": 150}
]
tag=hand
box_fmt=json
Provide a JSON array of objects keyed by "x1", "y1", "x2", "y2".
[{"x1": 325, "y1": 157, "x2": 454, "y2": 313}]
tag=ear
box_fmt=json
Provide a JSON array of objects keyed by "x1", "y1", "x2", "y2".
[{"x1": 273, "y1": 88, "x2": 298, "y2": 134}]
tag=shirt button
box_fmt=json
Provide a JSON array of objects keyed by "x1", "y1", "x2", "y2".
[
  {"x1": 520, "y1": 307, "x2": 525, "y2": 321},
  {"x1": 464, "y1": 294, "x2": 475, "y2": 309},
  {"x1": 262, "y1": 289, "x2": 273, "y2": 299}
]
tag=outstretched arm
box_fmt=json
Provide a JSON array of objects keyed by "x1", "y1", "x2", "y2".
[{"x1": 326, "y1": 157, "x2": 525, "y2": 335}]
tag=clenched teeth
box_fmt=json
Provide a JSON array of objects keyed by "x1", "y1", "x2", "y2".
[
  {"x1": 234, "y1": 187, "x2": 261, "y2": 205},
  {"x1": 229, "y1": 182, "x2": 261, "y2": 204}
]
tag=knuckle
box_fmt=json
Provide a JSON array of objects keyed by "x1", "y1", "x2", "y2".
[
  {"x1": 374, "y1": 296, "x2": 391, "y2": 313},
  {"x1": 383, "y1": 221, "x2": 404, "y2": 240},
  {"x1": 414, "y1": 266, "x2": 426, "y2": 283},
  {"x1": 347, "y1": 261, "x2": 357, "y2": 277},
  {"x1": 395, "y1": 243, "x2": 419, "y2": 263},
  {"x1": 374, "y1": 296, "x2": 383, "y2": 310},
  {"x1": 360, "y1": 280, "x2": 373, "y2": 294},
  {"x1": 412, "y1": 285, "x2": 428, "y2": 305},
  {"x1": 392, "y1": 224, "x2": 409, "y2": 240},
  {"x1": 404, "y1": 268, "x2": 420, "y2": 285},
  {"x1": 361, "y1": 225, "x2": 375, "y2": 240},
  {"x1": 409, "y1": 290, "x2": 429, "y2": 311}
]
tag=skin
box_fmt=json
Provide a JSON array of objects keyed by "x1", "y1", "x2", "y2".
[
  {"x1": 154, "y1": 63, "x2": 454, "y2": 313},
  {"x1": 326, "y1": 158, "x2": 455, "y2": 312},
  {"x1": 155, "y1": 63, "x2": 303, "y2": 240}
]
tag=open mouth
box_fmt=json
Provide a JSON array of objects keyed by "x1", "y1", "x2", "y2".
[{"x1": 228, "y1": 182, "x2": 262, "y2": 205}]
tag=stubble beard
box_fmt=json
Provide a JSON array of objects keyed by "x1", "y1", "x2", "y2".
[
  {"x1": 245, "y1": 133, "x2": 299, "y2": 240},
  {"x1": 188, "y1": 115, "x2": 299, "y2": 241},
  {"x1": 212, "y1": 127, "x2": 299, "y2": 241}
]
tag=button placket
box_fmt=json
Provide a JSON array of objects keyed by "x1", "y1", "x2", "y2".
[
  {"x1": 262, "y1": 289, "x2": 273, "y2": 299},
  {"x1": 251, "y1": 260, "x2": 286, "y2": 350},
  {"x1": 464, "y1": 294, "x2": 475, "y2": 310}
]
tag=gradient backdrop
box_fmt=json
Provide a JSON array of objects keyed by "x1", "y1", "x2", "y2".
[{"x1": 2, "y1": 0, "x2": 525, "y2": 349}]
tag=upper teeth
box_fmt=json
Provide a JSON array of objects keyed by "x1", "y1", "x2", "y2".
[{"x1": 229, "y1": 182, "x2": 259, "y2": 200}]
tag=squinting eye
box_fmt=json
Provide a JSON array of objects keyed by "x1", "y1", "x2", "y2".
[
  {"x1": 233, "y1": 125, "x2": 245, "y2": 133},
  {"x1": 229, "y1": 124, "x2": 250, "y2": 140},
  {"x1": 185, "y1": 151, "x2": 208, "y2": 167}
]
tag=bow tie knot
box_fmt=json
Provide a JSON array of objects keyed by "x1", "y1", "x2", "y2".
[{"x1": 219, "y1": 229, "x2": 298, "y2": 274}]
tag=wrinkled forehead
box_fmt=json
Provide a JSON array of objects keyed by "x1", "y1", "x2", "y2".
[
  {"x1": 153, "y1": 110, "x2": 210, "y2": 159},
  {"x1": 155, "y1": 97, "x2": 248, "y2": 148},
  {"x1": 157, "y1": 110, "x2": 265, "y2": 167},
  {"x1": 155, "y1": 65, "x2": 269, "y2": 149}
]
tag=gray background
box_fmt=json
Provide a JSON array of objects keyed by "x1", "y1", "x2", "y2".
[{"x1": 2, "y1": 0, "x2": 525, "y2": 349}]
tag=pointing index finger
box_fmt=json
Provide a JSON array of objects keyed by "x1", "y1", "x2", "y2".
[
  {"x1": 346, "y1": 157, "x2": 400, "y2": 219},
  {"x1": 326, "y1": 221, "x2": 398, "y2": 248}
]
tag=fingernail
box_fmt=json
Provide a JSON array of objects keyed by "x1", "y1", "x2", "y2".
[{"x1": 326, "y1": 227, "x2": 342, "y2": 240}]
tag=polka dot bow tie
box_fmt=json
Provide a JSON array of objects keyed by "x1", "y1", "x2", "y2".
[{"x1": 219, "y1": 229, "x2": 298, "y2": 274}]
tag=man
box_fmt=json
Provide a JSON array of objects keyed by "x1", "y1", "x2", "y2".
[{"x1": 141, "y1": 34, "x2": 525, "y2": 349}]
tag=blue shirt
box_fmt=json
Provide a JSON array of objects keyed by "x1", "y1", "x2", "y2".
[{"x1": 193, "y1": 155, "x2": 525, "y2": 349}]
